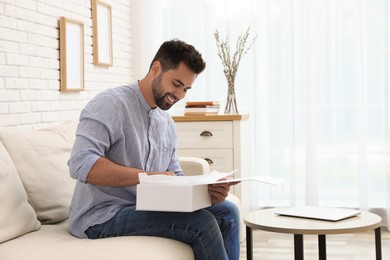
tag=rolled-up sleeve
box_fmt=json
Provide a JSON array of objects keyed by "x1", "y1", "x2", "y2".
[
  {"x1": 68, "y1": 120, "x2": 108, "y2": 183},
  {"x1": 68, "y1": 94, "x2": 120, "y2": 183}
]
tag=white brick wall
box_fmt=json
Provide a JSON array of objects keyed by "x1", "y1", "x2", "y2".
[{"x1": 0, "y1": 0, "x2": 133, "y2": 129}]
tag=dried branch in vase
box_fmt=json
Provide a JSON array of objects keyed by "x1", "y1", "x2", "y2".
[{"x1": 214, "y1": 27, "x2": 257, "y2": 114}]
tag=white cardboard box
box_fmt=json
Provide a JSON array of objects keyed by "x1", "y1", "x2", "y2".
[
  {"x1": 136, "y1": 171, "x2": 283, "y2": 212},
  {"x1": 136, "y1": 183, "x2": 211, "y2": 212},
  {"x1": 136, "y1": 171, "x2": 232, "y2": 212}
]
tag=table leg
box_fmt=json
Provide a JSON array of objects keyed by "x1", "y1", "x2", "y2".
[
  {"x1": 246, "y1": 226, "x2": 253, "y2": 260},
  {"x1": 318, "y1": 235, "x2": 326, "y2": 260},
  {"x1": 294, "y1": 234, "x2": 304, "y2": 260},
  {"x1": 375, "y1": 227, "x2": 382, "y2": 260}
]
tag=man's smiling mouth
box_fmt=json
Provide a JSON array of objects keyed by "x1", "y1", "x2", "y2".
[{"x1": 166, "y1": 94, "x2": 177, "y2": 105}]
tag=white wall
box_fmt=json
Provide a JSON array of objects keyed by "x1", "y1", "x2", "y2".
[{"x1": 0, "y1": 0, "x2": 133, "y2": 129}]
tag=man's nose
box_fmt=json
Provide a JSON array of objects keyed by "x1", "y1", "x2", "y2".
[{"x1": 175, "y1": 88, "x2": 186, "y2": 100}]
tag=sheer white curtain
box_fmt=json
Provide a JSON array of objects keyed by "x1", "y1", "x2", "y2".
[
  {"x1": 133, "y1": 0, "x2": 390, "y2": 228},
  {"x1": 252, "y1": 0, "x2": 390, "y2": 230}
]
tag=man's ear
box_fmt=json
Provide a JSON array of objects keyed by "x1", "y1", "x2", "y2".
[{"x1": 151, "y1": 61, "x2": 162, "y2": 77}]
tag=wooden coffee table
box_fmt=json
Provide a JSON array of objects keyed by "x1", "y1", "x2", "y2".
[{"x1": 244, "y1": 208, "x2": 382, "y2": 260}]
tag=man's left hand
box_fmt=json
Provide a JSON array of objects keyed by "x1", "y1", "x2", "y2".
[{"x1": 208, "y1": 179, "x2": 240, "y2": 205}]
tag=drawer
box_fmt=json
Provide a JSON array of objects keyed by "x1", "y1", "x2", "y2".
[
  {"x1": 175, "y1": 121, "x2": 233, "y2": 149},
  {"x1": 176, "y1": 148, "x2": 234, "y2": 175}
]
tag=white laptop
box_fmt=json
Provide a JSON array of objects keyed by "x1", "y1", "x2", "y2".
[{"x1": 275, "y1": 206, "x2": 361, "y2": 222}]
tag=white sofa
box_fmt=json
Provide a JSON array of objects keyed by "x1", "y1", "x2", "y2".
[{"x1": 0, "y1": 121, "x2": 242, "y2": 260}]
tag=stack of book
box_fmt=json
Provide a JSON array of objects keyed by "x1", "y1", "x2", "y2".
[{"x1": 184, "y1": 101, "x2": 220, "y2": 115}]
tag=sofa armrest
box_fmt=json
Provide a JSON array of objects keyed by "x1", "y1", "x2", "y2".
[{"x1": 179, "y1": 156, "x2": 211, "y2": 176}]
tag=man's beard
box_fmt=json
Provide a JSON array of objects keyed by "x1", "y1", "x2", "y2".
[
  {"x1": 155, "y1": 95, "x2": 171, "y2": 110},
  {"x1": 151, "y1": 74, "x2": 174, "y2": 111}
]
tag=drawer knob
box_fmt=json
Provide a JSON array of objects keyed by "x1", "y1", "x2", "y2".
[
  {"x1": 204, "y1": 158, "x2": 214, "y2": 164},
  {"x1": 200, "y1": 130, "x2": 213, "y2": 137}
]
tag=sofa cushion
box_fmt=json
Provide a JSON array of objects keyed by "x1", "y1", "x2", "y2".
[
  {"x1": 0, "y1": 141, "x2": 41, "y2": 243},
  {"x1": 0, "y1": 221, "x2": 194, "y2": 260},
  {"x1": 0, "y1": 121, "x2": 78, "y2": 224}
]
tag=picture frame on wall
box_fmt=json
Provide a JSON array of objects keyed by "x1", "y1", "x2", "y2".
[
  {"x1": 59, "y1": 17, "x2": 84, "y2": 92},
  {"x1": 92, "y1": 0, "x2": 113, "y2": 66}
]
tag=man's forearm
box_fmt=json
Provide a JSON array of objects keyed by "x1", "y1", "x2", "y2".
[
  {"x1": 86, "y1": 157, "x2": 177, "y2": 187},
  {"x1": 86, "y1": 157, "x2": 142, "y2": 187}
]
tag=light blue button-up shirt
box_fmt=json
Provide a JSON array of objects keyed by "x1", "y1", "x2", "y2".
[{"x1": 68, "y1": 82, "x2": 183, "y2": 238}]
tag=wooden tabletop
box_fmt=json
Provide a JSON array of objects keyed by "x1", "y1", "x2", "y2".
[
  {"x1": 244, "y1": 208, "x2": 382, "y2": 235},
  {"x1": 172, "y1": 114, "x2": 249, "y2": 122}
]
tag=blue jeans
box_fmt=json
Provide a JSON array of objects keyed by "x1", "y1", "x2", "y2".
[{"x1": 85, "y1": 200, "x2": 240, "y2": 260}]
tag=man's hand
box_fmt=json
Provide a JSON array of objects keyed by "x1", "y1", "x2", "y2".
[{"x1": 208, "y1": 178, "x2": 240, "y2": 205}]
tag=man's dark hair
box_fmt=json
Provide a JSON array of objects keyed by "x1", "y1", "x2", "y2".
[{"x1": 150, "y1": 39, "x2": 206, "y2": 74}]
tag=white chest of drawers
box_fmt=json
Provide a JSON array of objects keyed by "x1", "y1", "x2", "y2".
[{"x1": 172, "y1": 114, "x2": 249, "y2": 197}]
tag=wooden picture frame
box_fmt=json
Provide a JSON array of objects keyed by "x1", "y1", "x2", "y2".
[
  {"x1": 92, "y1": 0, "x2": 113, "y2": 66},
  {"x1": 59, "y1": 17, "x2": 84, "y2": 92}
]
